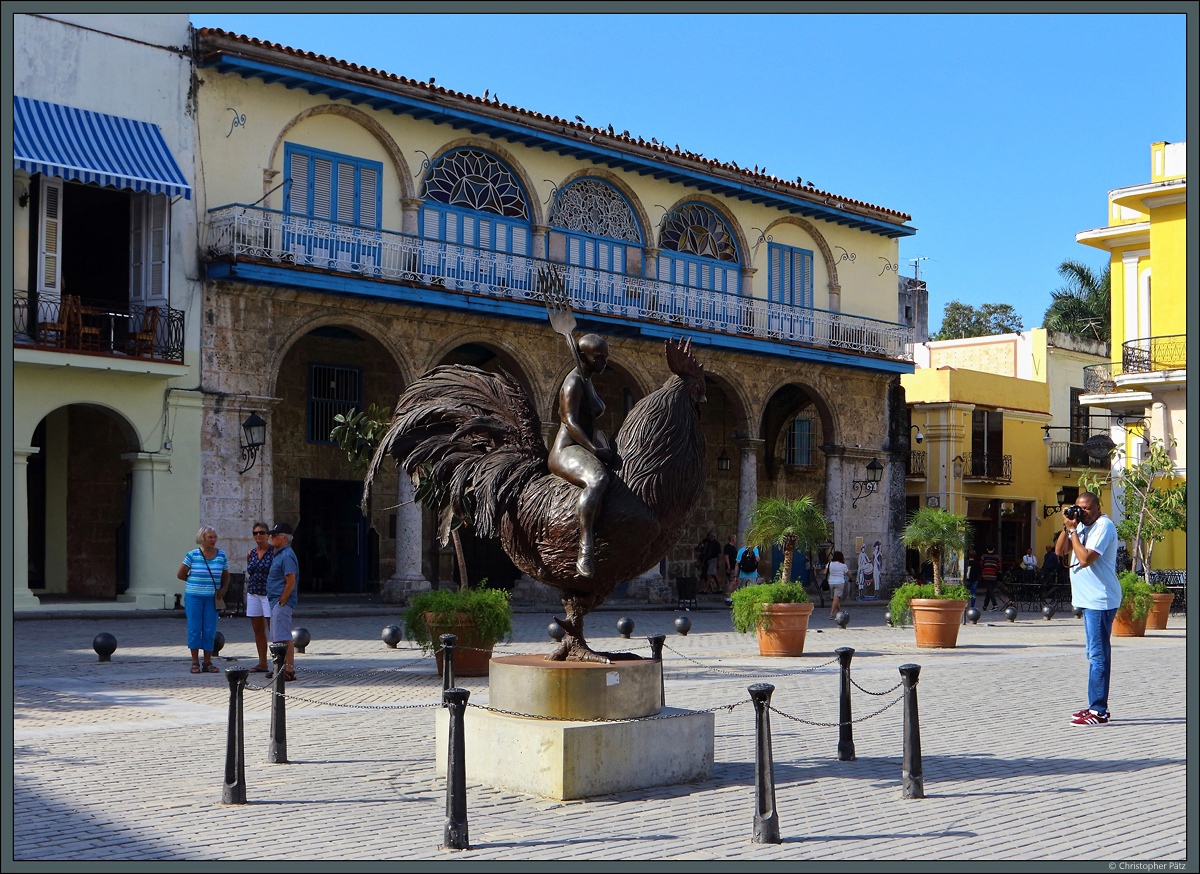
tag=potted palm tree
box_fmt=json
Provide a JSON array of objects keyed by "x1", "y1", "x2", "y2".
[
  {"x1": 731, "y1": 496, "x2": 830, "y2": 656},
  {"x1": 894, "y1": 507, "x2": 972, "y2": 648}
]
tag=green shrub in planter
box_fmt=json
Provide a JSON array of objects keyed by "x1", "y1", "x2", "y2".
[
  {"x1": 730, "y1": 580, "x2": 810, "y2": 634},
  {"x1": 401, "y1": 585, "x2": 513, "y2": 652},
  {"x1": 888, "y1": 580, "x2": 971, "y2": 627},
  {"x1": 1116, "y1": 570, "x2": 1153, "y2": 621}
]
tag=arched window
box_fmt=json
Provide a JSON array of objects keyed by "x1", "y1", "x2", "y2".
[
  {"x1": 548, "y1": 178, "x2": 643, "y2": 277},
  {"x1": 658, "y1": 203, "x2": 740, "y2": 295},
  {"x1": 419, "y1": 149, "x2": 531, "y2": 254}
]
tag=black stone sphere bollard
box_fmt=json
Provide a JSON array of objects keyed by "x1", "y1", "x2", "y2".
[
  {"x1": 548, "y1": 622, "x2": 566, "y2": 642},
  {"x1": 1073, "y1": 605, "x2": 1083, "y2": 619},
  {"x1": 616, "y1": 617, "x2": 634, "y2": 638},
  {"x1": 674, "y1": 615, "x2": 691, "y2": 636},
  {"x1": 965, "y1": 607, "x2": 982, "y2": 624},
  {"x1": 211, "y1": 631, "x2": 225, "y2": 656},
  {"x1": 1004, "y1": 605, "x2": 1018, "y2": 622},
  {"x1": 291, "y1": 627, "x2": 311, "y2": 653},
  {"x1": 834, "y1": 610, "x2": 850, "y2": 628},
  {"x1": 884, "y1": 610, "x2": 893, "y2": 627},
  {"x1": 1042, "y1": 604, "x2": 1056, "y2": 620},
  {"x1": 381, "y1": 625, "x2": 403, "y2": 648},
  {"x1": 93, "y1": 632, "x2": 117, "y2": 662}
]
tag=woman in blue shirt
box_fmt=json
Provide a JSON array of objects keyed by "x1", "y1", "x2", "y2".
[{"x1": 176, "y1": 526, "x2": 230, "y2": 673}]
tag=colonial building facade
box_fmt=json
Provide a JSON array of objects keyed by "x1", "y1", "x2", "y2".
[{"x1": 191, "y1": 28, "x2": 919, "y2": 601}]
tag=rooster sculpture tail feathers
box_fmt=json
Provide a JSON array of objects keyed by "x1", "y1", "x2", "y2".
[{"x1": 363, "y1": 365, "x2": 548, "y2": 540}]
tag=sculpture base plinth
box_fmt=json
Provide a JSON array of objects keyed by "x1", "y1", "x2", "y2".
[
  {"x1": 488, "y1": 654, "x2": 661, "y2": 720},
  {"x1": 435, "y1": 705, "x2": 714, "y2": 800},
  {"x1": 435, "y1": 655, "x2": 713, "y2": 799}
]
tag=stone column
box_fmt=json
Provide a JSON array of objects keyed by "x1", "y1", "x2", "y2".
[
  {"x1": 382, "y1": 472, "x2": 430, "y2": 603},
  {"x1": 13, "y1": 447, "x2": 42, "y2": 611},
  {"x1": 400, "y1": 197, "x2": 423, "y2": 237},
  {"x1": 118, "y1": 452, "x2": 175, "y2": 609},
  {"x1": 827, "y1": 283, "x2": 841, "y2": 313},
  {"x1": 735, "y1": 438, "x2": 765, "y2": 542},
  {"x1": 823, "y1": 444, "x2": 847, "y2": 548},
  {"x1": 532, "y1": 224, "x2": 550, "y2": 260}
]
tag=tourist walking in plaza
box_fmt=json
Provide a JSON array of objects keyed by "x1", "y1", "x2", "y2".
[
  {"x1": 826, "y1": 550, "x2": 849, "y2": 619},
  {"x1": 176, "y1": 526, "x2": 229, "y2": 674},
  {"x1": 1056, "y1": 492, "x2": 1121, "y2": 726},
  {"x1": 244, "y1": 521, "x2": 275, "y2": 673},
  {"x1": 265, "y1": 522, "x2": 300, "y2": 682}
]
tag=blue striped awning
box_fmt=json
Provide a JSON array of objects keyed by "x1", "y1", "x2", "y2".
[{"x1": 14, "y1": 95, "x2": 191, "y2": 199}]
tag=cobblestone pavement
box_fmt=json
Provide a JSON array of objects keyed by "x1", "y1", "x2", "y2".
[{"x1": 9, "y1": 604, "x2": 1190, "y2": 863}]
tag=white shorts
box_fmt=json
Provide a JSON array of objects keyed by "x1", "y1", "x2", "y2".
[
  {"x1": 245, "y1": 593, "x2": 272, "y2": 618},
  {"x1": 830, "y1": 584, "x2": 845, "y2": 598}
]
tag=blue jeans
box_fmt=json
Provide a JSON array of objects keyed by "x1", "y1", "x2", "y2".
[
  {"x1": 964, "y1": 580, "x2": 978, "y2": 609},
  {"x1": 1081, "y1": 607, "x2": 1117, "y2": 714},
  {"x1": 185, "y1": 593, "x2": 218, "y2": 652}
]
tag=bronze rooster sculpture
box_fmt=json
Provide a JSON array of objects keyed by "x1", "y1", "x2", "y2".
[{"x1": 364, "y1": 331, "x2": 707, "y2": 662}]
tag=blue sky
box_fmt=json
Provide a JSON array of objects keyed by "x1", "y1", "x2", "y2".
[{"x1": 189, "y1": 11, "x2": 1187, "y2": 334}]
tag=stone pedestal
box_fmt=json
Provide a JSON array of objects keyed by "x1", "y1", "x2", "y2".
[{"x1": 435, "y1": 656, "x2": 714, "y2": 799}]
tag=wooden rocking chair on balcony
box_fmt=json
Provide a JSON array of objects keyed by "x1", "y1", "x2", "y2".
[{"x1": 126, "y1": 305, "x2": 159, "y2": 357}]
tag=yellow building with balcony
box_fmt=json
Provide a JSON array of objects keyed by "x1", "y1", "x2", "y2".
[{"x1": 1076, "y1": 141, "x2": 1186, "y2": 572}]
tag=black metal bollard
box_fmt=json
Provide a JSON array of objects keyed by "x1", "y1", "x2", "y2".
[
  {"x1": 212, "y1": 630, "x2": 225, "y2": 657},
  {"x1": 382, "y1": 625, "x2": 402, "y2": 648},
  {"x1": 223, "y1": 668, "x2": 249, "y2": 804},
  {"x1": 292, "y1": 627, "x2": 310, "y2": 653},
  {"x1": 648, "y1": 633, "x2": 666, "y2": 706},
  {"x1": 674, "y1": 615, "x2": 691, "y2": 635},
  {"x1": 748, "y1": 683, "x2": 781, "y2": 844},
  {"x1": 268, "y1": 642, "x2": 288, "y2": 764},
  {"x1": 836, "y1": 647, "x2": 856, "y2": 762},
  {"x1": 442, "y1": 687, "x2": 471, "y2": 851},
  {"x1": 440, "y1": 634, "x2": 457, "y2": 693},
  {"x1": 899, "y1": 663, "x2": 923, "y2": 799},
  {"x1": 616, "y1": 617, "x2": 634, "y2": 638}
]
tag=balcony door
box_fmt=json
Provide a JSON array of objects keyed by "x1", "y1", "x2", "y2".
[{"x1": 971, "y1": 410, "x2": 1004, "y2": 478}]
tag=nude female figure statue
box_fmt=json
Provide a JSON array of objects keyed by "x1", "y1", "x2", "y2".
[{"x1": 547, "y1": 332, "x2": 620, "y2": 577}]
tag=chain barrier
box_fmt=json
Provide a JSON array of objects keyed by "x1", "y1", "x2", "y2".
[
  {"x1": 768, "y1": 693, "x2": 904, "y2": 728},
  {"x1": 470, "y1": 700, "x2": 748, "y2": 723},
  {"x1": 850, "y1": 677, "x2": 905, "y2": 697},
  {"x1": 244, "y1": 681, "x2": 444, "y2": 711},
  {"x1": 663, "y1": 643, "x2": 840, "y2": 678}
]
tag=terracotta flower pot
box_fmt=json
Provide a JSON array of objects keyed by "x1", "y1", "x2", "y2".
[
  {"x1": 1145, "y1": 592, "x2": 1174, "y2": 631},
  {"x1": 427, "y1": 613, "x2": 495, "y2": 677},
  {"x1": 910, "y1": 598, "x2": 967, "y2": 648},
  {"x1": 1111, "y1": 605, "x2": 1148, "y2": 638},
  {"x1": 754, "y1": 602, "x2": 814, "y2": 656}
]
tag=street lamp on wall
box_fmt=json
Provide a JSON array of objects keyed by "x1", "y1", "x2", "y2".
[
  {"x1": 239, "y1": 412, "x2": 267, "y2": 475},
  {"x1": 1043, "y1": 487, "x2": 1069, "y2": 518},
  {"x1": 910, "y1": 424, "x2": 923, "y2": 444},
  {"x1": 850, "y1": 457, "x2": 884, "y2": 509}
]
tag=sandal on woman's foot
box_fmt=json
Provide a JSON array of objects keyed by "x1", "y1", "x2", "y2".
[
  {"x1": 282, "y1": 668, "x2": 297, "y2": 682},
  {"x1": 248, "y1": 665, "x2": 268, "y2": 673},
  {"x1": 190, "y1": 663, "x2": 201, "y2": 673},
  {"x1": 202, "y1": 662, "x2": 219, "y2": 673}
]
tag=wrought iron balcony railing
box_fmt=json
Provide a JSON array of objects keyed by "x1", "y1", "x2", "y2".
[
  {"x1": 1122, "y1": 334, "x2": 1186, "y2": 374},
  {"x1": 961, "y1": 452, "x2": 1012, "y2": 482},
  {"x1": 906, "y1": 450, "x2": 926, "y2": 477},
  {"x1": 13, "y1": 290, "x2": 185, "y2": 362},
  {"x1": 1047, "y1": 441, "x2": 1110, "y2": 470},
  {"x1": 204, "y1": 204, "x2": 914, "y2": 361},
  {"x1": 1082, "y1": 361, "x2": 1118, "y2": 394}
]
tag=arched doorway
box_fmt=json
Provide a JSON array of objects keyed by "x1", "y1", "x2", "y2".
[
  {"x1": 271, "y1": 324, "x2": 404, "y2": 594},
  {"x1": 27, "y1": 405, "x2": 139, "y2": 599}
]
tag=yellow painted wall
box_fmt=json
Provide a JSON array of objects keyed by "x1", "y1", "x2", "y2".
[
  {"x1": 1148, "y1": 201, "x2": 1186, "y2": 332},
  {"x1": 198, "y1": 70, "x2": 902, "y2": 321}
]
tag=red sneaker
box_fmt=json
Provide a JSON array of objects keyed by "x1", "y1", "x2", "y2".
[{"x1": 1070, "y1": 710, "x2": 1110, "y2": 725}]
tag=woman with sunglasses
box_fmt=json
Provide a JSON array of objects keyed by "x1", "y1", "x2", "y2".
[{"x1": 244, "y1": 521, "x2": 275, "y2": 672}]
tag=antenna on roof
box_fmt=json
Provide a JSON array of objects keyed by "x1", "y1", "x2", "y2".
[{"x1": 908, "y1": 256, "x2": 929, "y2": 281}]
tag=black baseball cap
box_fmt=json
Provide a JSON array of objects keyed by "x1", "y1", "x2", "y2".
[{"x1": 269, "y1": 522, "x2": 294, "y2": 536}]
